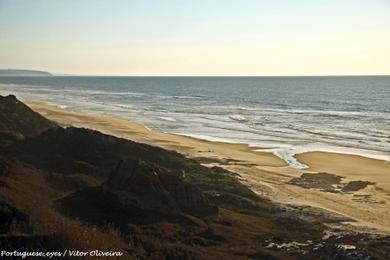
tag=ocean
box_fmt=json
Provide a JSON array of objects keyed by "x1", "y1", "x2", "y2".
[{"x1": 0, "y1": 76, "x2": 389, "y2": 168}]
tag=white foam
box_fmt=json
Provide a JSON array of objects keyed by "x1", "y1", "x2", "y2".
[
  {"x1": 273, "y1": 149, "x2": 309, "y2": 169},
  {"x1": 172, "y1": 133, "x2": 239, "y2": 144},
  {"x1": 229, "y1": 114, "x2": 249, "y2": 123},
  {"x1": 159, "y1": 116, "x2": 177, "y2": 122},
  {"x1": 57, "y1": 104, "x2": 68, "y2": 109}
]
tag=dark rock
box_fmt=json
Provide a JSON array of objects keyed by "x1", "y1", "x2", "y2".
[
  {"x1": 288, "y1": 172, "x2": 343, "y2": 191},
  {"x1": 105, "y1": 160, "x2": 218, "y2": 216},
  {"x1": 105, "y1": 159, "x2": 178, "y2": 213},
  {"x1": 342, "y1": 181, "x2": 375, "y2": 192}
]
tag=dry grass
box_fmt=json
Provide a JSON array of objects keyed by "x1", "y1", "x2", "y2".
[{"x1": 0, "y1": 163, "x2": 131, "y2": 259}]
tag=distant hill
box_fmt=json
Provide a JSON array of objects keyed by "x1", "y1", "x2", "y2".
[{"x1": 0, "y1": 69, "x2": 52, "y2": 77}]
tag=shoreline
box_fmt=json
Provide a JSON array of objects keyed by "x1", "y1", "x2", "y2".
[
  {"x1": 2, "y1": 85, "x2": 388, "y2": 167},
  {"x1": 26, "y1": 100, "x2": 390, "y2": 233},
  {"x1": 28, "y1": 99, "x2": 390, "y2": 169}
]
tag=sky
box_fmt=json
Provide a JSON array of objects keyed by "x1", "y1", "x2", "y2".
[{"x1": 0, "y1": 0, "x2": 389, "y2": 76}]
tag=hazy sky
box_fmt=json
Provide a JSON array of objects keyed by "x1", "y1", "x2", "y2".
[{"x1": 0, "y1": 0, "x2": 389, "y2": 76}]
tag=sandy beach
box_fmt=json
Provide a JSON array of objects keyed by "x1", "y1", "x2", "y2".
[{"x1": 28, "y1": 101, "x2": 390, "y2": 234}]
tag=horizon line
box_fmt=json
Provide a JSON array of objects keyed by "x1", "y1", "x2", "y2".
[
  {"x1": 53, "y1": 74, "x2": 390, "y2": 77},
  {"x1": 1, "y1": 69, "x2": 389, "y2": 77}
]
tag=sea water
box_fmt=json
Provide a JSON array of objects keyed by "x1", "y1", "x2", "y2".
[{"x1": 1, "y1": 76, "x2": 389, "y2": 168}]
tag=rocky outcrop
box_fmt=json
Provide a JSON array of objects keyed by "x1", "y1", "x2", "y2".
[
  {"x1": 105, "y1": 160, "x2": 217, "y2": 216},
  {"x1": 0, "y1": 95, "x2": 58, "y2": 146}
]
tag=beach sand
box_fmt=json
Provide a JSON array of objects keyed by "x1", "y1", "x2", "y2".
[{"x1": 28, "y1": 101, "x2": 390, "y2": 234}]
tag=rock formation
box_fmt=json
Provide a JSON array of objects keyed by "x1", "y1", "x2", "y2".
[{"x1": 105, "y1": 159, "x2": 217, "y2": 216}]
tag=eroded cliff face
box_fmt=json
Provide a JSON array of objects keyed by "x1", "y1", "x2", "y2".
[{"x1": 105, "y1": 159, "x2": 217, "y2": 216}]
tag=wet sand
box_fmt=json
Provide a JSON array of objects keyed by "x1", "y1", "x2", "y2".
[{"x1": 27, "y1": 101, "x2": 390, "y2": 234}]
